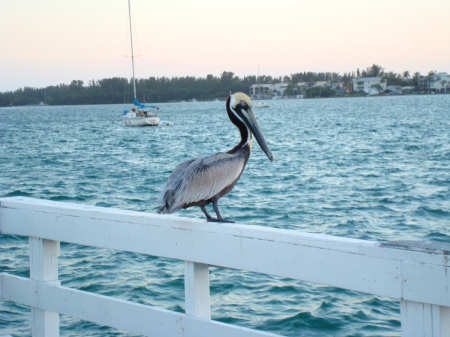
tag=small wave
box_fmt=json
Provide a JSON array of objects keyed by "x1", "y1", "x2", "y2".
[
  {"x1": 49, "y1": 195, "x2": 86, "y2": 202},
  {"x1": 3, "y1": 190, "x2": 34, "y2": 198},
  {"x1": 415, "y1": 206, "x2": 450, "y2": 218},
  {"x1": 266, "y1": 285, "x2": 302, "y2": 294},
  {"x1": 404, "y1": 144, "x2": 423, "y2": 151},
  {"x1": 95, "y1": 201, "x2": 113, "y2": 207},
  {"x1": 425, "y1": 231, "x2": 450, "y2": 242},
  {"x1": 265, "y1": 311, "x2": 344, "y2": 331}
]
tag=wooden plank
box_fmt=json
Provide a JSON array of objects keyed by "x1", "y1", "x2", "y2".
[
  {"x1": 0, "y1": 200, "x2": 402, "y2": 298},
  {"x1": 1, "y1": 274, "x2": 280, "y2": 337},
  {"x1": 29, "y1": 237, "x2": 60, "y2": 337},
  {"x1": 185, "y1": 262, "x2": 211, "y2": 319},
  {"x1": 29, "y1": 237, "x2": 60, "y2": 283},
  {"x1": 441, "y1": 306, "x2": 450, "y2": 337},
  {"x1": 31, "y1": 309, "x2": 59, "y2": 337},
  {"x1": 1, "y1": 197, "x2": 448, "y2": 266},
  {"x1": 1, "y1": 197, "x2": 449, "y2": 306},
  {"x1": 0, "y1": 197, "x2": 376, "y2": 254},
  {"x1": 2, "y1": 197, "x2": 449, "y2": 268},
  {"x1": 400, "y1": 300, "x2": 441, "y2": 337},
  {"x1": 402, "y1": 262, "x2": 450, "y2": 307}
]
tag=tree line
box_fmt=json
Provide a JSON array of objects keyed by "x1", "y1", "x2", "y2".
[{"x1": 0, "y1": 65, "x2": 438, "y2": 107}]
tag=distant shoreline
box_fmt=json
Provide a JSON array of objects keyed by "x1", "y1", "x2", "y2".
[
  {"x1": 1, "y1": 92, "x2": 449, "y2": 109},
  {"x1": 1, "y1": 65, "x2": 448, "y2": 107}
]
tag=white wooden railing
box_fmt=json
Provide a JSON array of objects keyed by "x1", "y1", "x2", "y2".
[{"x1": 0, "y1": 197, "x2": 449, "y2": 337}]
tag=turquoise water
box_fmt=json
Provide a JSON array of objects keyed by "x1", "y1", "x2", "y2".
[{"x1": 1, "y1": 95, "x2": 449, "y2": 336}]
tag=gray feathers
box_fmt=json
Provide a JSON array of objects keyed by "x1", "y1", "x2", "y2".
[{"x1": 158, "y1": 151, "x2": 246, "y2": 214}]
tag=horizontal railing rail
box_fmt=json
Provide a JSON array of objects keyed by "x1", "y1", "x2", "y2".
[{"x1": 1, "y1": 197, "x2": 449, "y2": 337}]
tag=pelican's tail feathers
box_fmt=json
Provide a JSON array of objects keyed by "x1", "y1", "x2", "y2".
[
  {"x1": 157, "y1": 188, "x2": 182, "y2": 214},
  {"x1": 157, "y1": 206, "x2": 168, "y2": 214}
]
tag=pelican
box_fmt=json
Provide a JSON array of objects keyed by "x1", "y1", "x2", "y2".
[{"x1": 158, "y1": 92, "x2": 273, "y2": 222}]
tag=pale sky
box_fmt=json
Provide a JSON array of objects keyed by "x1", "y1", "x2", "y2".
[{"x1": 1, "y1": 0, "x2": 449, "y2": 92}]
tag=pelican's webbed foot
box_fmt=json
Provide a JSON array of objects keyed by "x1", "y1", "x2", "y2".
[{"x1": 207, "y1": 218, "x2": 235, "y2": 223}]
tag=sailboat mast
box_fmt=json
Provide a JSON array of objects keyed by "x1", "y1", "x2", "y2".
[{"x1": 128, "y1": 0, "x2": 137, "y2": 100}]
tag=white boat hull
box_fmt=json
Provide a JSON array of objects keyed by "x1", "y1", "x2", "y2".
[
  {"x1": 124, "y1": 115, "x2": 161, "y2": 126},
  {"x1": 254, "y1": 102, "x2": 270, "y2": 108}
]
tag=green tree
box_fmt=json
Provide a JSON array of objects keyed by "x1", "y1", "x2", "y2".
[
  {"x1": 402, "y1": 71, "x2": 410, "y2": 80},
  {"x1": 362, "y1": 64, "x2": 384, "y2": 77},
  {"x1": 305, "y1": 86, "x2": 335, "y2": 98},
  {"x1": 371, "y1": 83, "x2": 383, "y2": 94},
  {"x1": 411, "y1": 72, "x2": 421, "y2": 89}
]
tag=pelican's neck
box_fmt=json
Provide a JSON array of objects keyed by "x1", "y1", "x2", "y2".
[{"x1": 226, "y1": 97, "x2": 252, "y2": 155}]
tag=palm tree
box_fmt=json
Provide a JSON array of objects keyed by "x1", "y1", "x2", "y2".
[
  {"x1": 402, "y1": 71, "x2": 410, "y2": 80},
  {"x1": 411, "y1": 72, "x2": 421, "y2": 90}
]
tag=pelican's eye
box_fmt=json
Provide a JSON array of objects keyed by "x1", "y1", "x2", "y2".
[{"x1": 240, "y1": 100, "x2": 247, "y2": 107}]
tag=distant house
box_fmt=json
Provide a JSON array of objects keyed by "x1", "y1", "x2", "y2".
[
  {"x1": 249, "y1": 83, "x2": 289, "y2": 98},
  {"x1": 418, "y1": 72, "x2": 450, "y2": 93},
  {"x1": 313, "y1": 81, "x2": 329, "y2": 87},
  {"x1": 352, "y1": 77, "x2": 387, "y2": 95}
]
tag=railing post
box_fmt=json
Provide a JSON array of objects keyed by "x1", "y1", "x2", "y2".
[
  {"x1": 184, "y1": 261, "x2": 211, "y2": 319},
  {"x1": 441, "y1": 306, "x2": 450, "y2": 337},
  {"x1": 400, "y1": 300, "x2": 450, "y2": 337},
  {"x1": 29, "y1": 237, "x2": 60, "y2": 337}
]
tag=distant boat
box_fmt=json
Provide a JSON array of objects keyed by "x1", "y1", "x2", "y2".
[
  {"x1": 123, "y1": 100, "x2": 160, "y2": 126},
  {"x1": 122, "y1": 0, "x2": 163, "y2": 127},
  {"x1": 254, "y1": 101, "x2": 270, "y2": 108}
]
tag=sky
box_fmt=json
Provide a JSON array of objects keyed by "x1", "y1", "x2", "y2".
[{"x1": 1, "y1": 0, "x2": 449, "y2": 92}]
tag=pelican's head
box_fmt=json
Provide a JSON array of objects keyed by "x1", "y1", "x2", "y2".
[{"x1": 229, "y1": 92, "x2": 274, "y2": 162}]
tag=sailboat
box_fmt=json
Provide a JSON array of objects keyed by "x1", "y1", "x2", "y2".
[{"x1": 123, "y1": 0, "x2": 161, "y2": 126}]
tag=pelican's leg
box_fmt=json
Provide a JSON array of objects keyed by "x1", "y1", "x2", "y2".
[
  {"x1": 200, "y1": 206, "x2": 214, "y2": 220},
  {"x1": 209, "y1": 200, "x2": 235, "y2": 223}
]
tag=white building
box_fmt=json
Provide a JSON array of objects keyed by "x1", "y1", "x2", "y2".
[
  {"x1": 249, "y1": 83, "x2": 289, "y2": 97},
  {"x1": 352, "y1": 77, "x2": 387, "y2": 95},
  {"x1": 418, "y1": 72, "x2": 450, "y2": 93},
  {"x1": 313, "y1": 81, "x2": 329, "y2": 87}
]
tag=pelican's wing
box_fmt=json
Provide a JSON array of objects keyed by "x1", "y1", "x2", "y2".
[
  {"x1": 158, "y1": 158, "x2": 195, "y2": 212},
  {"x1": 165, "y1": 152, "x2": 245, "y2": 212}
]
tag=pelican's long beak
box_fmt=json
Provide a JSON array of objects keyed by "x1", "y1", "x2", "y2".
[{"x1": 243, "y1": 107, "x2": 274, "y2": 162}]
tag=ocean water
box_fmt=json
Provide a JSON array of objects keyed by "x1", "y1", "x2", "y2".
[{"x1": 1, "y1": 95, "x2": 449, "y2": 336}]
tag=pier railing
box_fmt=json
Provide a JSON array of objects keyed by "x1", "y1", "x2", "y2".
[{"x1": 1, "y1": 197, "x2": 449, "y2": 337}]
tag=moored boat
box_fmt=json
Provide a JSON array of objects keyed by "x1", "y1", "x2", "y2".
[
  {"x1": 122, "y1": 0, "x2": 164, "y2": 127},
  {"x1": 123, "y1": 99, "x2": 160, "y2": 126},
  {"x1": 254, "y1": 101, "x2": 270, "y2": 108}
]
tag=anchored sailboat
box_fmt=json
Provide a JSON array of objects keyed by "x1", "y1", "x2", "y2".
[{"x1": 123, "y1": 0, "x2": 161, "y2": 126}]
